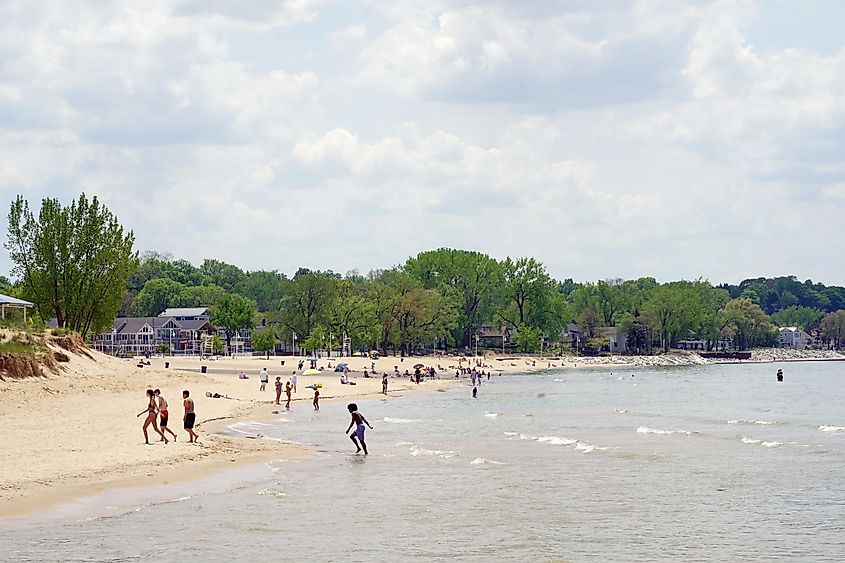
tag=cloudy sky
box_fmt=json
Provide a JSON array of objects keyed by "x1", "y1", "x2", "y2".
[{"x1": 1, "y1": 0, "x2": 843, "y2": 284}]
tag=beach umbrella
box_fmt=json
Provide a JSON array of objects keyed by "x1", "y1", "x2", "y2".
[
  {"x1": 303, "y1": 368, "x2": 320, "y2": 375},
  {"x1": 413, "y1": 363, "x2": 425, "y2": 369}
]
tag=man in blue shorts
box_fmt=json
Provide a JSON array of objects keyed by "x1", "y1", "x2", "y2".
[{"x1": 346, "y1": 403, "x2": 373, "y2": 455}]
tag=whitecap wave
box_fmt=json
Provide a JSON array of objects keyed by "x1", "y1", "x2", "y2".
[
  {"x1": 409, "y1": 447, "x2": 455, "y2": 459},
  {"x1": 470, "y1": 458, "x2": 505, "y2": 465},
  {"x1": 761, "y1": 441, "x2": 782, "y2": 447},
  {"x1": 382, "y1": 417, "x2": 424, "y2": 424},
  {"x1": 484, "y1": 413, "x2": 499, "y2": 418},
  {"x1": 637, "y1": 426, "x2": 692, "y2": 436},
  {"x1": 614, "y1": 409, "x2": 628, "y2": 414},
  {"x1": 819, "y1": 425, "x2": 844, "y2": 432},
  {"x1": 741, "y1": 436, "x2": 761, "y2": 444}
]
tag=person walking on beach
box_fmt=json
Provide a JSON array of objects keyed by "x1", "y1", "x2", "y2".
[
  {"x1": 274, "y1": 376, "x2": 282, "y2": 404},
  {"x1": 313, "y1": 387, "x2": 320, "y2": 411},
  {"x1": 291, "y1": 373, "x2": 298, "y2": 393},
  {"x1": 154, "y1": 389, "x2": 177, "y2": 442},
  {"x1": 259, "y1": 368, "x2": 269, "y2": 391},
  {"x1": 137, "y1": 389, "x2": 167, "y2": 444},
  {"x1": 346, "y1": 403, "x2": 373, "y2": 455},
  {"x1": 776, "y1": 368, "x2": 784, "y2": 382},
  {"x1": 183, "y1": 390, "x2": 198, "y2": 443},
  {"x1": 285, "y1": 380, "x2": 292, "y2": 409},
  {"x1": 382, "y1": 372, "x2": 388, "y2": 395}
]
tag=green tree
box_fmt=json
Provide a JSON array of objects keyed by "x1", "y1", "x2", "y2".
[
  {"x1": 770, "y1": 306, "x2": 824, "y2": 332},
  {"x1": 136, "y1": 278, "x2": 185, "y2": 316},
  {"x1": 514, "y1": 325, "x2": 542, "y2": 353},
  {"x1": 405, "y1": 248, "x2": 501, "y2": 348},
  {"x1": 176, "y1": 284, "x2": 227, "y2": 308},
  {"x1": 642, "y1": 283, "x2": 703, "y2": 351},
  {"x1": 252, "y1": 327, "x2": 277, "y2": 359},
  {"x1": 497, "y1": 257, "x2": 567, "y2": 339},
  {"x1": 279, "y1": 270, "x2": 337, "y2": 338},
  {"x1": 819, "y1": 310, "x2": 845, "y2": 349},
  {"x1": 6, "y1": 193, "x2": 138, "y2": 337},
  {"x1": 300, "y1": 325, "x2": 327, "y2": 355},
  {"x1": 200, "y1": 259, "x2": 246, "y2": 293},
  {"x1": 720, "y1": 298, "x2": 773, "y2": 351},
  {"x1": 211, "y1": 294, "x2": 256, "y2": 351},
  {"x1": 240, "y1": 270, "x2": 288, "y2": 312}
]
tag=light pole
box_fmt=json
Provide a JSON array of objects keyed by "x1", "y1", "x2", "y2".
[
  {"x1": 292, "y1": 332, "x2": 297, "y2": 357},
  {"x1": 502, "y1": 333, "x2": 506, "y2": 355},
  {"x1": 474, "y1": 334, "x2": 479, "y2": 357}
]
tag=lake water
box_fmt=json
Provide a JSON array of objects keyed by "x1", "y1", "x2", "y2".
[{"x1": 2, "y1": 361, "x2": 844, "y2": 562}]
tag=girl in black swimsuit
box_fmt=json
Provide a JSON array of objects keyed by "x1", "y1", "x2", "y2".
[{"x1": 137, "y1": 389, "x2": 167, "y2": 444}]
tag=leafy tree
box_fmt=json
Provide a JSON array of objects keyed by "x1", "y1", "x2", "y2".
[
  {"x1": 279, "y1": 270, "x2": 336, "y2": 338},
  {"x1": 405, "y1": 248, "x2": 501, "y2": 348},
  {"x1": 211, "y1": 293, "x2": 256, "y2": 350},
  {"x1": 497, "y1": 257, "x2": 567, "y2": 339},
  {"x1": 200, "y1": 259, "x2": 246, "y2": 293},
  {"x1": 252, "y1": 327, "x2": 277, "y2": 359},
  {"x1": 324, "y1": 279, "x2": 374, "y2": 352},
  {"x1": 136, "y1": 278, "x2": 185, "y2": 316},
  {"x1": 6, "y1": 193, "x2": 138, "y2": 337},
  {"x1": 176, "y1": 284, "x2": 227, "y2": 308},
  {"x1": 514, "y1": 325, "x2": 542, "y2": 353},
  {"x1": 819, "y1": 310, "x2": 845, "y2": 349},
  {"x1": 240, "y1": 270, "x2": 288, "y2": 312},
  {"x1": 642, "y1": 283, "x2": 703, "y2": 351},
  {"x1": 619, "y1": 310, "x2": 651, "y2": 354},
  {"x1": 300, "y1": 325, "x2": 327, "y2": 355},
  {"x1": 770, "y1": 306, "x2": 824, "y2": 332},
  {"x1": 720, "y1": 298, "x2": 773, "y2": 351}
]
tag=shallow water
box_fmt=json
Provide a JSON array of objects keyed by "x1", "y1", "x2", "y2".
[{"x1": 3, "y1": 362, "x2": 845, "y2": 562}]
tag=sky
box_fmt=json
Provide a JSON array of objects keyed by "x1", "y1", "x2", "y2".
[{"x1": 0, "y1": 0, "x2": 843, "y2": 284}]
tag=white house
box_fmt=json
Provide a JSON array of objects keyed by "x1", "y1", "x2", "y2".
[{"x1": 778, "y1": 327, "x2": 813, "y2": 349}]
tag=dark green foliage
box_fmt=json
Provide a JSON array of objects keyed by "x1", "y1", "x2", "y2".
[{"x1": 6, "y1": 194, "x2": 138, "y2": 337}]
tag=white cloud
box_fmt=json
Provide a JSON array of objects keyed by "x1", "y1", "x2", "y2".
[{"x1": 0, "y1": 0, "x2": 843, "y2": 284}]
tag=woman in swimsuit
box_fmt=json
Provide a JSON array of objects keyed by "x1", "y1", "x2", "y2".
[{"x1": 137, "y1": 389, "x2": 167, "y2": 444}]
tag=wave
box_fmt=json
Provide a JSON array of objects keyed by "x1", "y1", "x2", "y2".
[
  {"x1": 728, "y1": 419, "x2": 776, "y2": 425},
  {"x1": 409, "y1": 447, "x2": 455, "y2": 459},
  {"x1": 636, "y1": 426, "x2": 693, "y2": 436},
  {"x1": 741, "y1": 436, "x2": 783, "y2": 448},
  {"x1": 819, "y1": 425, "x2": 844, "y2": 432},
  {"x1": 503, "y1": 432, "x2": 607, "y2": 453},
  {"x1": 381, "y1": 417, "x2": 424, "y2": 424},
  {"x1": 614, "y1": 409, "x2": 628, "y2": 414},
  {"x1": 470, "y1": 458, "x2": 505, "y2": 465},
  {"x1": 484, "y1": 413, "x2": 500, "y2": 418}
]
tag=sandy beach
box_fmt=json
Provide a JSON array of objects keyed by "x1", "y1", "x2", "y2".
[
  {"x1": 0, "y1": 346, "x2": 462, "y2": 518},
  {"x1": 3, "y1": 342, "x2": 842, "y2": 518}
]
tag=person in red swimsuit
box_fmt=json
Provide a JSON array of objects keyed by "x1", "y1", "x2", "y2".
[{"x1": 154, "y1": 389, "x2": 178, "y2": 442}]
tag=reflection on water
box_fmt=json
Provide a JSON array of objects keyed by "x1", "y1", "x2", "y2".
[{"x1": 3, "y1": 361, "x2": 845, "y2": 562}]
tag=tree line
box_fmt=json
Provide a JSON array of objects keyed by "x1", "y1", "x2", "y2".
[{"x1": 5, "y1": 195, "x2": 845, "y2": 352}]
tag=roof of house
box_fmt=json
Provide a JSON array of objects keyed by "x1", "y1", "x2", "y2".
[
  {"x1": 159, "y1": 307, "x2": 208, "y2": 317},
  {"x1": 113, "y1": 317, "x2": 156, "y2": 334},
  {"x1": 0, "y1": 293, "x2": 34, "y2": 306},
  {"x1": 779, "y1": 326, "x2": 799, "y2": 332},
  {"x1": 177, "y1": 319, "x2": 215, "y2": 331}
]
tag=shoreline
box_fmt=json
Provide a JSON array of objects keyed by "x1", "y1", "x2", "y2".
[
  {"x1": 0, "y1": 353, "x2": 459, "y2": 520},
  {"x1": 2, "y1": 348, "x2": 841, "y2": 520}
]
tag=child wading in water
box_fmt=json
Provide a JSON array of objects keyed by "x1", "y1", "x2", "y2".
[
  {"x1": 346, "y1": 403, "x2": 373, "y2": 454},
  {"x1": 313, "y1": 387, "x2": 320, "y2": 410}
]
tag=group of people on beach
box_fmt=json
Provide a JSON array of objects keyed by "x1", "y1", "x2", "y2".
[{"x1": 137, "y1": 388, "x2": 198, "y2": 444}]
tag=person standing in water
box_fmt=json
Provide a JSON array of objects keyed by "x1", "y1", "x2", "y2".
[
  {"x1": 313, "y1": 386, "x2": 320, "y2": 410},
  {"x1": 137, "y1": 389, "x2": 167, "y2": 444},
  {"x1": 472, "y1": 385, "x2": 478, "y2": 399},
  {"x1": 154, "y1": 389, "x2": 177, "y2": 442},
  {"x1": 382, "y1": 372, "x2": 388, "y2": 395},
  {"x1": 274, "y1": 376, "x2": 282, "y2": 405},
  {"x1": 776, "y1": 368, "x2": 784, "y2": 382},
  {"x1": 183, "y1": 390, "x2": 198, "y2": 443},
  {"x1": 346, "y1": 403, "x2": 373, "y2": 454},
  {"x1": 285, "y1": 380, "x2": 292, "y2": 409}
]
